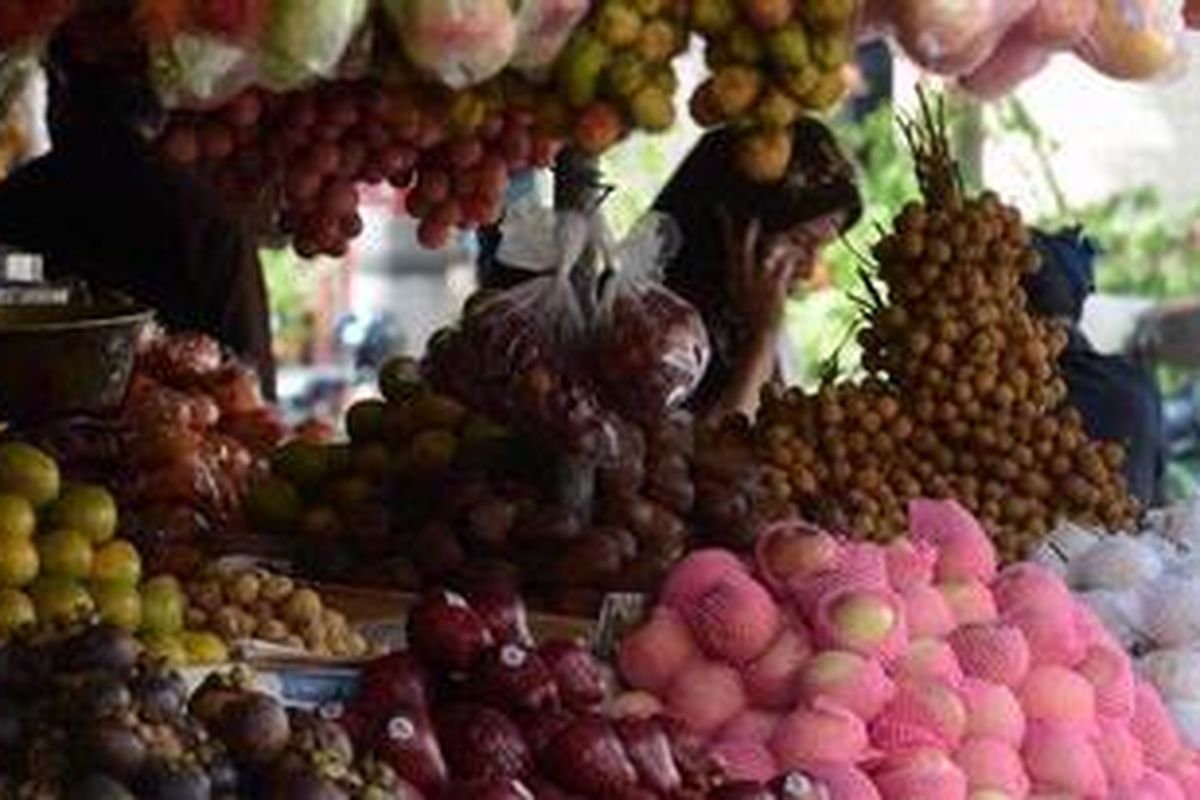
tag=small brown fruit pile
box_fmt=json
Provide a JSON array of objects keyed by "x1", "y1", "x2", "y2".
[
  {"x1": 184, "y1": 566, "x2": 371, "y2": 659},
  {"x1": 752, "y1": 96, "x2": 1136, "y2": 560}
]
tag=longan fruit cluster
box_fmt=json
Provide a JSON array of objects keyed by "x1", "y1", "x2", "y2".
[{"x1": 751, "y1": 98, "x2": 1136, "y2": 560}]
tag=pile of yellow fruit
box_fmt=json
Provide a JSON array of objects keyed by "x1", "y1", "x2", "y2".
[{"x1": 0, "y1": 441, "x2": 226, "y2": 664}]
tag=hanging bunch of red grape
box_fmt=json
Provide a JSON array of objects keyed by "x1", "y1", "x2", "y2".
[{"x1": 158, "y1": 77, "x2": 563, "y2": 257}]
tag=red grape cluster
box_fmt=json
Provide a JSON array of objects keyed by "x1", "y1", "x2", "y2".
[{"x1": 158, "y1": 79, "x2": 562, "y2": 257}]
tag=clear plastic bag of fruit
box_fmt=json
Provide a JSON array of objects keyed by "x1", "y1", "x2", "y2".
[
  {"x1": 891, "y1": 0, "x2": 1037, "y2": 75},
  {"x1": 511, "y1": 0, "x2": 591, "y2": 75},
  {"x1": 424, "y1": 200, "x2": 618, "y2": 459},
  {"x1": 589, "y1": 213, "x2": 711, "y2": 425},
  {"x1": 1074, "y1": 0, "x2": 1187, "y2": 81},
  {"x1": 259, "y1": 0, "x2": 369, "y2": 91},
  {"x1": 151, "y1": 33, "x2": 259, "y2": 109},
  {"x1": 385, "y1": 0, "x2": 518, "y2": 89}
]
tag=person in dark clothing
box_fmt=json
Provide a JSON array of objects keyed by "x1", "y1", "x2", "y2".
[
  {"x1": 1027, "y1": 227, "x2": 1165, "y2": 507},
  {"x1": 0, "y1": 10, "x2": 275, "y2": 397},
  {"x1": 653, "y1": 119, "x2": 862, "y2": 420}
]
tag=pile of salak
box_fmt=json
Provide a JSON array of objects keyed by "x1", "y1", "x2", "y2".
[{"x1": 616, "y1": 499, "x2": 1200, "y2": 799}]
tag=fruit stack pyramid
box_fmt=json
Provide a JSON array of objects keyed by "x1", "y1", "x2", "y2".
[
  {"x1": 321, "y1": 585, "x2": 824, "y2": 798},
  {"x1": 689, "y1": 0, "x2": 859, "y2": 181},
  {"x1": 246, "y1": 357, "x2": 698, "y2": 616},
  {"x1": 616, "y1": 499, "x2": 1200, "y2": 797},
  {"x1": 0, "y1": 439, "x2": 226, "y2": 666},
  {"x1": 0, "y1": 623, "x2": 417, "y2": 798},
  {"x1": 552, "y1": 0, "x2": 689, "y2": 153},
  {"x1": 749, "y1": 95, "x2": 1134, "y2": 558}
]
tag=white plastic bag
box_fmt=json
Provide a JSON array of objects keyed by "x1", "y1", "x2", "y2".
[
  {"x1": 259, "y1": 0, "x2": 369, "y2": 91},
  {"x1": 512, "y1": 0, "x2": 591, "y2": 75},
  {"x1": 151, "y1": 34, "x2": 260, "y2": 110},
  {"x1": 424, "y1": 199, "x2": 619, "y2": 458},
  {"x1": 1074, "y1": 0, "x2": 1187, "y2": 80},
  {"x1": 590, "y1": 214, "x2": 711, "y2": 424},
  {"x1": 388, "y1": 0, "x2": 519, "y2": 89}
]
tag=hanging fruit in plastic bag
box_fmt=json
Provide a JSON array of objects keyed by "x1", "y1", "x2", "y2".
[
  {"x1": 893, "y1": 0, "x2": 1036, "y2": 76},
  {"x1": 423, "y1": 202, "x2": 618, "y2": 459},
  {"x1": 190, "y1": 0, "x2": 267, "y2": 42},
  {"x1": 1018, "y1": 0, "x2": 1098, "y2": 47},
  {"x1": 0, "y1": 0, "x2": 73, "y2": 49},
  {"x1": 151, "y1": 34, "x2": 259, "y2": 109},
  {"x1": 959, "y1": 29, "x2": 1052, "y2": 99},
  {"x1": 1188, "y1": 0, "x2": 1200, "y2": 27},
  {"x1": 511, "y1": 0, "x2": 591, "y2": 75},
  {"x1": 590, "y1": 214, "x2": 712, "y2": 424},
  {"x1": 388, "y1": 0, "x2": 519, "y2": 90},
  {"x1": 260, "y1": 0, "x2": 370, "y2": 91},
  {"x1": 1075, "y1": 0, "x2": 1186, "y2": 80}
]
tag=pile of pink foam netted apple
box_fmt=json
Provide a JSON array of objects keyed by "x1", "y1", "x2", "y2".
[{"x1": 616, "y1": 499, "x2": 1200, "y2": 798}]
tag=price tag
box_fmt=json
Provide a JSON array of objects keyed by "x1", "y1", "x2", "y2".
[{"x1": 592, "y1": 592, "x2": 647, "y2": 660}]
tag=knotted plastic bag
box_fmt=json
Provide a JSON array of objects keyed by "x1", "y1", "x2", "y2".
[
  {"x1": 511, "y1": 0, "x2": 591, "y2": 75},
  {"x1": 424, "y1": 199, "x2": 618, "y2": 459},
  {"x1": 891, "y1": 0, "x2": 1036, "y2": 76},
  {"x1": 387, "y1": 0, "x2": 518, "y2": 89},
  {"x1": 589, "y1": 213, "x2": 711, "y2": 424},
  {"x1": 259, "y1": 0, "x2": 369, "y2": 91},
  {"x1": 1074, "y1": 0, "x2": 1187, "y2": 81},
  {"x1": 151, "y1": 33, "x2": 259, "y2": 109}
]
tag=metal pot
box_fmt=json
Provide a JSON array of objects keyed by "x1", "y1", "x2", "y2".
[{"x1": 0, "y1": 300, "x2": 153, "y2": 423}]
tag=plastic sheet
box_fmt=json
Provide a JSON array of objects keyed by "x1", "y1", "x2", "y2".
[
  {"x1": 1019, "y1": 0, "x2": 1099, "y2": 47},
  {"x1": 1075, "y1": 0, "x2": 1188, "y2": 80},
  {"x1": 512, "y1": 0, "x2": 591, "y2": 75},
  {"x1": 259, "y1": 0, "x2": 369, "y2": 91},
  {"x1": 387, "y1": 0, "x2": 519, "y2": 89},
  {"x1": 590, "y1": 214, "x2": 711, "y2": 424},
  {"x1": 151, "y1": 33, "x2": 259, "y2": 110},
  {"x1": 423, "y1": 200, "x2": 618, "y2": 460},
  {"x1": 959, "y1": 29, "x2": 1052, "y2": 99},
  {"x1": 892, "y1": 0, "x2": 1037, "y2": 76}
]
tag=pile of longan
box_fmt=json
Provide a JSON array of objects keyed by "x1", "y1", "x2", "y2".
[{"x1": 751, "y1": 115, "x2": 1136, "y2": 560}]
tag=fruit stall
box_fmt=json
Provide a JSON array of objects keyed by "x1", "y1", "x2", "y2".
[{"x1": 2, "y1": 0, "x2": 1200, "y2": 799}]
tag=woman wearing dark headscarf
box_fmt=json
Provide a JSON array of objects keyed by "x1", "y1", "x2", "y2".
[
  {"x1": 1026, "y1": 227, "x2": 1165, "y2": 506},
  {"x1": 653, "y1": 118, "x2": 862, "y2": 420}
]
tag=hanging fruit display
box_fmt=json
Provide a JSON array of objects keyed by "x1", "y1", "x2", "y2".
[
  {"x1": 688, "y1": 0, "x2": 860, "y2": 181},
  {"x1": 158, "y1": 77, "x2": 562, "y2": 257},
  {"x1": 742, "y1": 94, "x2": 1135, "y2": 560}
]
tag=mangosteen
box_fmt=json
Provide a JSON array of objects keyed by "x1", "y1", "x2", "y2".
[
  {"x1": 79, "y1": 719, "x2": 148, "y2": 779},
  {"x1": 0, "y1": 706, "x2": 23, "y2": 749},
  {"x1": 217, "y1": 693, "x2": 291, "y2": 766},
  {"x1": 135, "y1": 758, "x2": 212, "y2": 800},
  {"x1": 133, "y1": 669, "x2": 188, "y2": 723},
  {"x1": 188, "y1": 678, "x2": 244, "y2": 726},
  {"x1": 270, "y1": 765, "x2": 350, "y2": 800},
  {"x1": 67, "y1": 773, "x2": 136, "y2": 800},
  {"x1": 288, "y1": 709, "x2": 354, "y2": 765},
  {"x1": 78, "y1": 675, "x2": 134, "y2": 720},
  {"x1": 63, "y1": 625, "x2": 141, "y2": 674}
]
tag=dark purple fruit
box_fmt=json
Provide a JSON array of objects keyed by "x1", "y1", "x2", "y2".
[
  {"x1": 288, "y1": 709, "x2": 355, "y2": 765},
  {"x1": 217, "y1": 693, "x2": 291, "y2": 766},
  {"x1": 135, "y1": 759, "x2": 212, "y2": 800},
  {"x1": 80, "y1": 720, "x2": 148, "y2": 779},
  {"x1": 80, "y1": 675, "x2": 134, "y2": 720},
  {"x1": 133, "y1": 670, "x2": 189, "y2": 723},
  {"x1": 64, "y1": 625, "x2": 141, "y2": 674},
  {"x1": 0, "y1": 707, "x2": 22, "y2": 749},
  {"x1": 709, "y1": 781, "x2": 776, "y2": 800},
  {"x1": 188, "y1": 680, "x2": 243, "y2": 726},
  {"x1": 68, "y1": 773, "x2": 136, "y2": 800},
  {"x1": 270, "y1": 766, "x2": 350, "y2": 800}
]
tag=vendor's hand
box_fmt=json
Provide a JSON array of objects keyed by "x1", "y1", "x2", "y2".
[{"x1": 720, "y1": 211, "x2": 796, "y2": 337}]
